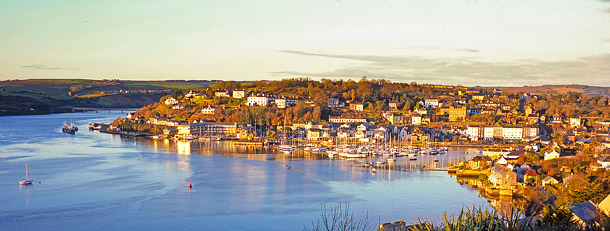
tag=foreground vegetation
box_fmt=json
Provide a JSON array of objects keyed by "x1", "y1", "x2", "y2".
[{"x1": 309, "y1": 204, "x2": 610, "y2": 231}]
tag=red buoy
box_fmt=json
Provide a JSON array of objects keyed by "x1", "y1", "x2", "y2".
[{"x1": 188, "y1": 183, "x2": 192, "y2": 188}]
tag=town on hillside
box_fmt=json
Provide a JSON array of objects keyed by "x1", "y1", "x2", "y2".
[{"x1": 106, "y1": 78, "x2": 610, "y2": 226}]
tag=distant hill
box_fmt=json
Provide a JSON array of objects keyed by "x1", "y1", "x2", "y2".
[
  {"x1": 0, "y1": 79, "x2": 220, "y2": 116},
  {"x1": 501, "y1": 85, "x2": 610, "y2": 98}
]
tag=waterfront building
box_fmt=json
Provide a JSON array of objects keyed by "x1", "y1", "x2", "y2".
[
  {"x1": 176, "y1": 122, "x2": 245, "y2": 138},
  {"x1": 489, "y1": 165, "x2": 517, "y2": 190}
]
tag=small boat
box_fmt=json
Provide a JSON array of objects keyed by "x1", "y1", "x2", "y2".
[
  {"x1": 409, "y1": 157, "x2": 417, "y2": 161},
  {"x1": 19, "y1": 163, "x2": 33, "y2": 185},
  {"x1": 387, "y1": 158, "x2": 395, "y2": 162},
  {"x1": 371, "y1": 168, "x2": 377, "y2": 173},
  {"x1": 62, "y1": 121, "x2": 78, "y2": 134},
  {"x1": 433, "y1": 159, "x2": 439, "y2": 162}
]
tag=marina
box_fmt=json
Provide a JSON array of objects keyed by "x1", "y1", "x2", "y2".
[{"x1": 0, "y1": 111, "x2": 490, "y2": 230}]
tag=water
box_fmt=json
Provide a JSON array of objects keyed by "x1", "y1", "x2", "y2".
[{"x1": 0, "y1": 111, "x2": 490, "y2": 230}]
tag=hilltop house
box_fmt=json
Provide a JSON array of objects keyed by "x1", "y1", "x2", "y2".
[
  {"x1": 164, "y1": 97, "x2": 178, "y2": 105},
  {"x1": 232, "y1": 90, "x2": 246, "y2": 99}
]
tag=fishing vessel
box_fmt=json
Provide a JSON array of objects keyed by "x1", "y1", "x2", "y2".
[{"x1": 19, "y1": 163, "x2": 33, "y2": 185}]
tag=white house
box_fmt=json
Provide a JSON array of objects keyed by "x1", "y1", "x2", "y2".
[
  {"x1": 544, "y1": 150, "x2": 561, "y2": 160},
  {"x1": 247, "y1": 96, "x2": 270, "y2": 106},
  {"x1": 411, "y1": 114, "x2": 422, "y2": 126},
  {"x1": 598, "y1": 156, "x2": 610, "y2": 169},
  {"x1": 164, "y1": 97, "x2": 178, "y2": 105},
  {"x1": 201, "y1": 105, "x2": 218, "y2": 115}
]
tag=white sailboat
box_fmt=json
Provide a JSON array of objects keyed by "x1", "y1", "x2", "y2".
[{"x1": 19, "y1": 162, "x2": 33, "y2": 185}]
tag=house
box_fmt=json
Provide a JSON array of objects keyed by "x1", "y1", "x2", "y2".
[
  {"x1": 570, "y1": 201, "x2": 603, "y2": 226},
  {"x1": 599, "y1": 194, "x2": 610, "y2": 216},
  {"x1": 247, "y1": 95, "x2": 270, "y2": 106},
  {"x1": 598, "y1": 156, "x2": 610, "y2": 169},
  {"x1": 541, "y1": 176, "x2": 559, "y2": 187},
  {"x1": 349, "y1": 103, "x2": 364, "y2": 111},
  {"x1": 388, "y1": 101, "x2": 398, "y2": 111},
  {"x1": 496, "y1": 156, "x2": 508, "y2": 165},
  {"x1": 201, "y1": 105, "x2": 218, "y2": 115},
  {"x1": 448, "y1": 106, "x2": 467, "y2": 122},
  {"x1": 163, "y1": 127, "x2": 176, "y2": 136},
  {"x1": 232, "y1": 90, "x2": 246, "y2": 99},
  {"x1": 172, "y1": 104, "x2": 184, "y2": 110},
  {"x1": 164, "y1": 97, "x2": 179, "y2": 105},
  {"x1": 328, "y1": 98, "x2": 344, "y2": 108},
  {"x1": 489, "y1": 165, "x2": 517, "y2": 190},
  {"x1": 563, "y1": 174, "x2": 590, "y2": 192},
  {"x1": 552, "y1": 114, "x2": 563, "y2": 124},
  {"x1": 544, "y1": 150, "x2": 561, "y2": 160},
  {"x1": 307, "y1": 128, "x2": 321, "y2": 140},
  {"x1": 214, "y1": 90, "x2": 230, "y2": 98},
  {"x1": 125, "y1": 112, "x2": 136, "y2": 119},
  {"x1": 411, "y1": 113, "x2": 422, "y2": 126},
  {"x1": 472, "y1": 94, "x2": 485, "y2": 101},
  {"x1": 469, "y1": 156, "x2": 492, "y2": 170},
  {"x1": 423, "y1": 98, "x2": 440, "y2": 108},
  {"x1": 374, "y1": 126, "x2": 388, "y2": 142},
  {"x1": 570, "y1": 117, "x2": 582, "y2": 127},
  {"x1": 384, "y1": 112, "x2": 403, "y2": 125},
  {"x1": 523, "y1": 169, "x2": 539, "y2": 184}
]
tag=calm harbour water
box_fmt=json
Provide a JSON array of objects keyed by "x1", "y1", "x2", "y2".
[{"x1": 0, "y1": 111, "x2": 490, "y2": 231}]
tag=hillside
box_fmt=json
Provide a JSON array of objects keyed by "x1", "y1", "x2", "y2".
[
  {"x1": 0, "y1": 79, "x2": 220, "y2": 116},
  {"x1": 501, "y1": 85, "x2": 610, "y2": 97}
]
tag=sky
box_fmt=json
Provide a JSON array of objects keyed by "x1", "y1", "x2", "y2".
[{"x1": 0, "y1": 0, "x2": 609, "y2": 86}]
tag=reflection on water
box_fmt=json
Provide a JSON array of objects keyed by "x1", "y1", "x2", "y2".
[
  {"x1": 454, "y1": 176, "x2": 527, "y2": 218},
  {"x1": 0, "y1": 111, "x2": 496, "y2": 231}
]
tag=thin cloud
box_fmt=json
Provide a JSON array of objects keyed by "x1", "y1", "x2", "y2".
[
  {"x1": 275, "y1": 50, "x2": 610, "y2": 87},
  {"x1": 21, "y1": 65, "x2": 78, "y2": 70},
  {"x1": 455, "y1": 48, "x2": 480, "y2": 53},
  {"x1": 603, "y1": 7, "x2": 610, "y2": 13}
]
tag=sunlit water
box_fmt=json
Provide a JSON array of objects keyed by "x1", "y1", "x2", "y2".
[{"x1": 0, "y1": 111, "x2": 490, "y2": 230}]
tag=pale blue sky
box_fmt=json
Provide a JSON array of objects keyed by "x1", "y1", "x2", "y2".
[{"x1": 1, "y1": 0, "x2": 609, "y2": 86}]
